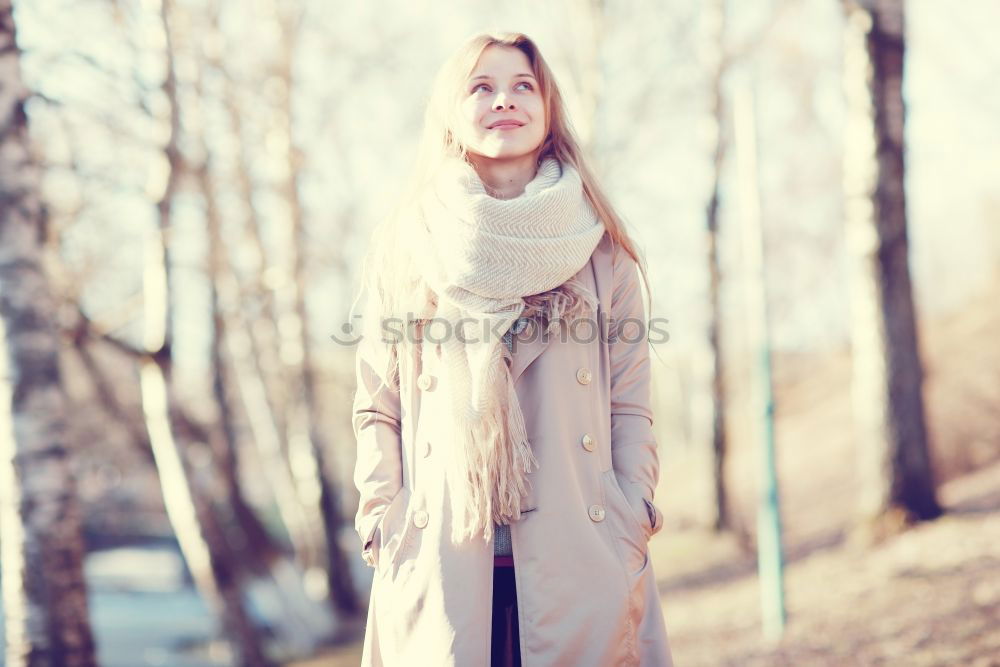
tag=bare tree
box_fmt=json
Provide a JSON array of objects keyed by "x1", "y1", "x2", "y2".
[
  {"x1": 700, "y1": 0, "x2": 797, "y2": 532},
  {"x1": 216, "y1": 44, "x2": 325, "y2": 577},
  {"x1": 190, "y1": 2, "x2": 345, "y2": 647},
  {"x1": 0, "y1": 1, "x2": 97, "y2": 664},
  {"x1": 272, "y1": 1, "x2": 362, "y2": 616},
  {"x1": 841, "y1": 0, "x2": 941, "y2": 536},
  {"x1": 128, "y1": 0, "x2": 274, "y2": 662},
  {"x1": 701, "y1": 0, "x2": 731, "y2": 532}
]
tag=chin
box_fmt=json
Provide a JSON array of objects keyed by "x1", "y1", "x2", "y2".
[{"x1": 477, "y1": 146, "x2": 541, "y2": 161}]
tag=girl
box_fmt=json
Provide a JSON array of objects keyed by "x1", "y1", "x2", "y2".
[{"x1": 350, "y1": 31, "x2": 673, "y2": 666}]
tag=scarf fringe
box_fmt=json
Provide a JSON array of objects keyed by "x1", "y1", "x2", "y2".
[
  {"x1": 528, "y1": 276, "x2": 599, "y2": 333},
  {"x1": 446, "y1": 280, "x2": 597, "y2": 545},
  {"x1": 447, "y1": 373, "x2": 541, "y2": 545}
]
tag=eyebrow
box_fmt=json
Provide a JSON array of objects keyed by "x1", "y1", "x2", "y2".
[{"x1": 469, "y1": 73, "x2": 537, "y2": 82}]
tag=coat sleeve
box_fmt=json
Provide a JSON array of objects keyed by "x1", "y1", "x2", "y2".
[
  {"x1": 352, "y1": 331, "x2": 404, "y2": 566},
  {"x1": 608, "y1": 241, "x2": 664, "y2": 535}
]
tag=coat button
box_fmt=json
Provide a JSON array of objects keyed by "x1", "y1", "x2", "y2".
[
  {"x1": 588, "y1": 504, "x2": 606, "y2": 522},
  {"x1": 581, "y1": 434, "x2": 595, "y2": 451},
  {"x1": 417, "y1": 373, "x2": 435, "y2": 391},
  {"x1": 413, "y1": 509, "x2": 429, "y2": 529},
  {"x1": 576, "y1": 367, "x2": 592, "y2": 385},
  {"x1": 423, "y1": 439, "x2": 432, "y2": 458},
  {"x1": 362, "y1": 548, "x2": 376, "y2": 567}
]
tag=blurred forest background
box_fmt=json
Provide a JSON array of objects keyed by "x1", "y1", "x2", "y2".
[{"x1": 1, "y1": 0, "x2": 998, "y2": 665}]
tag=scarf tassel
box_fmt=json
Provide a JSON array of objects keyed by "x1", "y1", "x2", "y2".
[
  {"x1": 447, "y1": 281, "x2": 597, "y2": 545},
  {"x1": 524, "y1": 278, "x2": 599, "y2": 335},
  {"x1": 448, "y1": 378, "x2": 539, "y2": 545}
]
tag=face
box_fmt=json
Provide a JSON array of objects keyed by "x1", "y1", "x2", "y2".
[{"x1": 456, "y1": 45, "x2": 546, "y2": 162}]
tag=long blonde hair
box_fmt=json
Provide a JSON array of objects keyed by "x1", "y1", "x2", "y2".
[{"x1": 350, "y1": 31, "x2": 652, "y2": 393}]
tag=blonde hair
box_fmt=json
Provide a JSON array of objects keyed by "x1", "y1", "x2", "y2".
[{"x1": 350, "y1": 31, "x2": 653, "y2": 392}]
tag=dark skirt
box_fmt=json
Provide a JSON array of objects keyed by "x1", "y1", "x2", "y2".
[{"x1": 491, "y1": 564, "x2": 521, "y2": 666}]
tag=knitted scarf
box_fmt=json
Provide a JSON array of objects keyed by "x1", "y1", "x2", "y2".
[{"x1": 407, "y1": 155, "x2": 605, "y2": 545}]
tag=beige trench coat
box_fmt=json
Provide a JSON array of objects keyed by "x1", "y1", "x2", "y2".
[{"x1": 351, "y1": 231, "x2": 674, "y2": 666}]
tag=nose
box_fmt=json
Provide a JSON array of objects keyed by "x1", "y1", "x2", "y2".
[{"x1": 494, "y1": 95, "x2": 514, "y2": 111}]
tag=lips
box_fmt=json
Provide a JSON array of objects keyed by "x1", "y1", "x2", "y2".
[{"x1": 488, "y1": 120, "x2": 525, "y2": 129}]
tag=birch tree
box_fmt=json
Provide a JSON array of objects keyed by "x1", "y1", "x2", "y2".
[
  {"x1": 0, "y1": 1, "x2": 97, "y2": 663},
  {"x1": 272, "y1": 1, "x2": 361, "y2": 614},
  {"x1": 192, "y1": 1, "x2": 343, "y2": 647},
  {"x1": 841, "y1": 0, "x2": 941, "y2": 535},
  {"x1": 700, "y1": 0, "x2": 795, "y2": 531},
  {"x1": 130, "y1": 0, "x2": 273, "y2": 662}
]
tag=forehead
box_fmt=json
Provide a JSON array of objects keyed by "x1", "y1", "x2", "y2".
[{"x1": 469, "y1": 45, "x2": 533, "y2": 77}]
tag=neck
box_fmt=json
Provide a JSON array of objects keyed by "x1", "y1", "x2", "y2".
[{"x1": 467, "y1": 152, "x2": 539, "y2": 199}]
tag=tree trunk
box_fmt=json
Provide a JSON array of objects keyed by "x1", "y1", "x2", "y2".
[
  {"x1": 0, "y1": 3, "x2": 98, "y2": 664},
  {"x1": 135, "y1": 1, "x2": 274, "y2": 662},
  {"x1": 138, "y1": 358, "x2": 272, "y2": 666},
  {"x1": 218, "y1": 67, "x2": 325, "y2": 573},
  {"x1": 274, "y1": 2, "x2": 361, "y2": 616},
  {"x1": 703, "y1": 0, "x2": 730, "y2": 532},
  {"x1": 197, "y1": 136, "x2": 339, "y2": 653},
  {"x1": 841, "y1": 0, "x2": 941, "y2": 535}
]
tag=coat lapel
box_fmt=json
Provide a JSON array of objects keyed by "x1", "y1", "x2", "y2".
[{"x1": 509, "y1": 232, "x2": 612, "y2": 385}]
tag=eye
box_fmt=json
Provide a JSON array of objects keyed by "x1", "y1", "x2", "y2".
[
  {"x1": 472, "y1": 83, "x2": 490, "y2": 93},
  {"x1": 515, "y1": 81, "x2": 534, "y2": 91}
]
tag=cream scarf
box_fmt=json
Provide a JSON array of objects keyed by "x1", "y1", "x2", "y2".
[{"x1": 408, "y1": 155, "x2": 605, "y2": 544}]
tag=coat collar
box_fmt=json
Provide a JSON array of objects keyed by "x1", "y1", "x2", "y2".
[{"x1": 508, "y1": 231, "x2": 613, "y2": 385}]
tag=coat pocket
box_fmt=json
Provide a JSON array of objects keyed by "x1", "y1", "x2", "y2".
[
  {"x1": 602, "y1": 470, "x2": 650, "y2": 575},
  {"x1": 374, "y1": 486, "x2": 411, "y2": 576}
]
